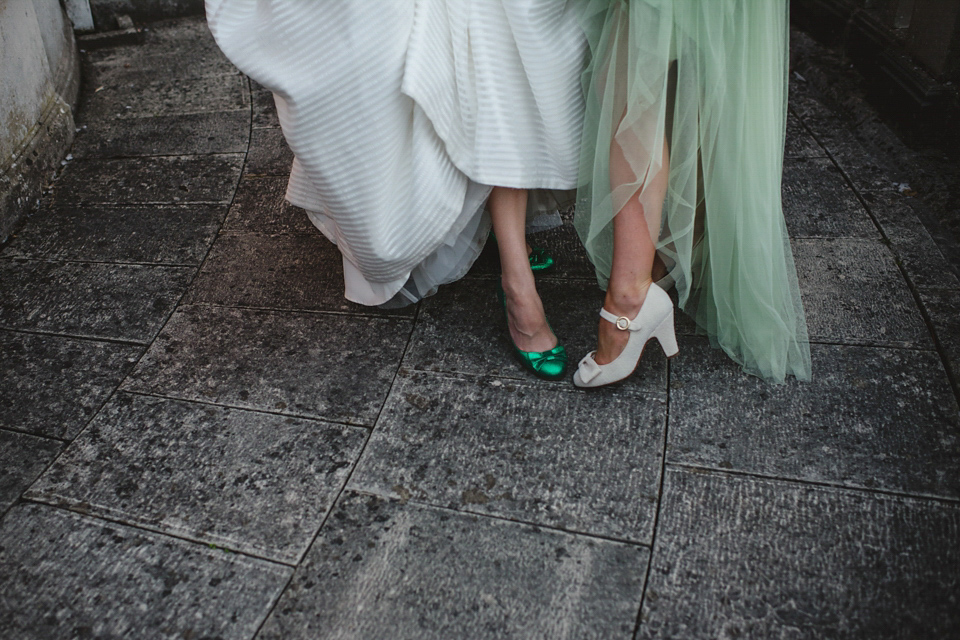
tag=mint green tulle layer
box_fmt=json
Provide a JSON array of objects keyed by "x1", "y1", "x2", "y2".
[{"x1": 575, "y1": 0, "x2": 812, "y2": 383}]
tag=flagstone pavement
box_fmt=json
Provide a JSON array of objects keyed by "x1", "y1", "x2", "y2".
[{"x1": 1, "y1": 15, "x2": 958, "y2": 640}]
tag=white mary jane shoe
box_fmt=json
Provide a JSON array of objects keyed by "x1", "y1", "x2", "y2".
[{"x1": 573, "y1": 283, "x2": 679, "y2": 388}]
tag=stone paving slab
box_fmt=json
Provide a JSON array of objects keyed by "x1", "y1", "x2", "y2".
[
  {"x1": 404, "y1": 278, "x2": 668, "y2": 392},
  {"x1": 251, "y1": 81, "x2": 281, "y2": 129},
  {"x1": 28, "y1": 392, "x2": 366, "y2": 564},
  {"x1": 223, "y1": 176, "x2": 318, "y2": 235},
  {"x1": 82, "y1": 51, "x2": 239, "y2": 85},
  {"x1": 919, "y1": 288, "x2": 960, "y2": 386},
  {"x1": 52, "y1": 154, "x2": 244, "y2": 207},
  {"x1": 781, "y1": 157, "x2": 880, "y2": 238},
  {"x1": 71, "y1": 110, "x2": 250, "y2": 159},
  {"x1": 640, "y1": 469, "x2": 960, "y2": 639},
  {"x1": 799, "y1": 114, "x2": 904, "y2": 194},
  {"x1": 669, "y1": 337, "x2": 960, "y2": 498},
  {"x1": 184, "y1": 232, "x2": 414, "y2": 317},
  {"x1": 258, "y1": 492, "x2": 648, "y2": 640},
  {"x1": 793, "y1": 238, "x2": 932, "y2": 347},
  {"x1": 244, "y1": 127, "x2": 294, "y2": 176},
  {"x1": 83, "y1": 18, "x2": 232, "y2": 78},
  {"x1": 121, "y1": 14, "x2": 225, "y2": 50},
  {"x1": 0, "y1": 430, "x2": 63, "y2": 514},
  {"x1": 0, "y1": 331, "x2": 140, "y2": 439},
  {"x1": 861, "y1": 191, "x2": 960, "y2": 291},
  {"x1": 123, "y1": 305, "x2": 411, "y2": 426},
  {"x1": 77, "y1": 70, "x2": 249, "y2": 121},
  {"x1": 0, "y1": 260, "x2": 193, "y2": 343},
  {"x1": 3, "y1": 204, "x2": 225, "y2": 265},
  {"x1": 788, "y1": 89, "x2": 903, "y2": 191},
  {"x1": 784, "y1": 113, "x2": 826, "y2": 159},
  {"x1": 350, "y1": 370, "x2": 666, "y2": 542},
  {"x1": 0, "y1": 503, "x2": 291, "y2": 640}
]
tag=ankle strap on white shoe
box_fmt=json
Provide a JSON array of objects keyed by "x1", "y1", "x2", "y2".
[{"x1": 599, "y1": 307, "x2": 641, "y2": 331}]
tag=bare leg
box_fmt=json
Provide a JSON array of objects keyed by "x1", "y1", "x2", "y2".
[
  {"x1": 594, "y1": 138, "x2": 669, "y2": 365},
  {"x1": 490, "y1": 186, "x2": 557, "y2": 353}
]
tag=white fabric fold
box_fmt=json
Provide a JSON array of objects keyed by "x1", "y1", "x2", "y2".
[{"x1": 206, "y1": 1, "x2": 586, "y2": 306}]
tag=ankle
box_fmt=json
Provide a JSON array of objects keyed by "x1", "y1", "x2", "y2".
[
  {"x1": 501, "y1": 271, "x2": 536, "y2": 298},
  {"x1": 605, "y1": 279, "x2": 652, "y2": 315}
]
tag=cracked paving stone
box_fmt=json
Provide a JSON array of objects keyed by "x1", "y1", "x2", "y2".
[
  {"x1": 0, "y1": 503, "x2": 290, "y2": 640},
  {"x1": 184, "y1": 232, "x2": 413, "y2": 316},
  {"x1": 223, "y1": 177, "x2": 318, "y2": 235},
  {"x1": 404, "y1": 278, "x2": 667, "y2": 392},
  {"x1": 258, "y1": 492, "x2": 648, "y2": 640},
  {"x1": 0, "y1": 430, "x2": 63, "y2": 514},
  {"x1": 0, "y1": 331, "x2": 141, "y2": 439},
  {"x1": 861, "y1": 191, "x2": 960, "y2": 291},
  {"x1": 793, "y1": 238, "x2": 931, "y2": 347},
  {"x1": 3, "y1": 204, "x2": 226, "y2": 265},
  {"x1": 0, "y1": 260, "x2": 193, "y2": 343},
  {"x1": 72, "y1": 111, "x2": 249, "y2": 159},
  {"x1": 781, "y1": 157, "x2": 879, "y2": 238},
  {"x1": 27, "y1": 392, "x2": 366, "y2": 564},
  {"x1": 639, "y1": 469, "x2": 960, "y2": 639},
  {"x1": 244, "y1": 127, "x2": 294, "y2": 176},
  {"x1": 350, "y1": 370, "x2": 666, "y2": 541},
  {"x1": 784, "y1": 114, "x2": 825, "y2": 158},
  {"x1": 52, "y1": 154, "x2": 244, "y2": 207},
  {"x1": 669, "y1": 339, "x2": 960, "y2": 498},
  {"x1": 123, "y1": 305, "x2": 411, "y2": 426}
]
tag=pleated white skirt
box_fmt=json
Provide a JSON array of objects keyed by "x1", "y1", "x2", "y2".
[{"x1": 205, "y1": 0, "x2": 586, "y2": 306}]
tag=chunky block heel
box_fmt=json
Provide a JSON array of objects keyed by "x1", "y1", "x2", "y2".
[{"x1": 652, "y1": 312, "x2": 679, "y2": 358}]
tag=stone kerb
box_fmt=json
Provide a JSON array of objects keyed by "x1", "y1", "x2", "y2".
[{"x1": 0, "y1": 0, "x2": 81, "y2": 242}]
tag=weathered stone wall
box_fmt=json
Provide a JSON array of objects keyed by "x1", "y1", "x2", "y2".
[
  {"x1": 0, "y1": 0, "x2": 80, "y2": 242},
  {"x1": 793, "y1": 0, "x2": 959, "y2": 149}
]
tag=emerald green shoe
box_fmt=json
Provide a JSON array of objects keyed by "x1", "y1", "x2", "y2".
[
  {"x1": 496, "y1": 285, "x2": 568, "y2": 381},
  {"x1": 488, "y1": 232, "x2": 556, "y2": 273},
  {"x1": 528, "y1": 246, "x2": 555, "y2": 272}
]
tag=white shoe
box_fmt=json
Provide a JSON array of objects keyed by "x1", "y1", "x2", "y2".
[{"x1": 573, "y1": 283, "x2": 679, "y2": 388}]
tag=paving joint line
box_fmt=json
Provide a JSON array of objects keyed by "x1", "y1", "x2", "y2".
[
  {"x1": 119, "y1": 388, "x2": 374, "y2": 431},
  {"x1": 667, "y1": 462, "x2": 960, "y2": 506},
  {"x1": 345, "y1": 487, "x2": 655, "y2": 550},
  {"x1": 19, "y1": 496, "x2": 297, "y2": 568},
  {"x1": 633, "y1": 352, "x2": 673, "y2": 638},
  {"x1": 249, "y1": 288, "x2": 427, "y2": 639},
  {"x1": 176, "y1": 300, "x2": 415, "y2": 323},
  {"x1": 0, "y1": 255, "x2": 202, "y2": 269},
  {"x1": 0, "y1": 325, "x2": 146, "y2": 347}
]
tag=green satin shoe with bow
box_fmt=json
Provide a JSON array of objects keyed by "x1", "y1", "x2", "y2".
[
  {"x1": 527, "y1": 247, "x2": 555, "y2": 272},
  {"x1": 496, "y1": 285, "x2": 568, "y2": 381},
  {"x1": 489, "y1": 232, "x2": 556, "y2": 273}
]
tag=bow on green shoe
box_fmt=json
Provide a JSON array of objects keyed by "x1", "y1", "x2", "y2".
[
  {"x1": 496, "y1": 285, "x2": 568, "y2": 381},
  {"x1": 528, "y1": 247, "x2": 555, "y2": 272},
  {"x1": 489, "y1": 232, "x2": 556, "y2": 273}
]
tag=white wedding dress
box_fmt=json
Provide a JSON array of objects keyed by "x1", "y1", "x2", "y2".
[{"x1": 205, "y1": 0, "x2": 586, "y2": 307}]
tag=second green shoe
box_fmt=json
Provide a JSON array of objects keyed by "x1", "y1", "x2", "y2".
[{"x1": 496, "y1": 285, "x2": 568, "y2": 381}]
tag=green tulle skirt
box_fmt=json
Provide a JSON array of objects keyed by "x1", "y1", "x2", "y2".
[{"x1": 575, "y1": 0, "x2": 812, "y2": 383}]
